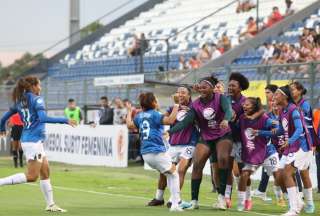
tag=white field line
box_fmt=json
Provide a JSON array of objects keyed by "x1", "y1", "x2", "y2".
[{"x1": 26, "y1": 183, "x2": 278, "y2": 216}]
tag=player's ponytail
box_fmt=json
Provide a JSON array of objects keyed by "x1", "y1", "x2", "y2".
[{"x1": 12, "y1": 76, "x2": 39, "y2": 106}]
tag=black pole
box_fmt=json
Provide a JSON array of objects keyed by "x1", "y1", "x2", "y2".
[
  {"x1": 256, "y1": 0, "x2": 259, "y2": 32},
  {"x1": 166, "y1": 39, "x2": 170, "y2": 71}
]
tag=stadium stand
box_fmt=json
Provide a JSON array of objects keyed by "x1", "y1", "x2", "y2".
[{"x1": 48, "y1": 0, "x2": 316, "y2": 80}]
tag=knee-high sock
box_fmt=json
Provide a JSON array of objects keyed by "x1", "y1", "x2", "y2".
[
  {"x1": 166, "y1": 172, "x2": 180, "y2": 207},
  {"x1": 191, "y1": 178, "x2": 202, "y2": 201},
  {"x1": 287, "y1": 187, "x2": 298, "y2": 212},
  {"x1": 40, "y1": 179, "x2": 55, "y2": 206},
  {"x1": 18, "y1": 150, "x2": 24, "y2": 166},
  {"x1": 218, "y1": 169, "x2": 228, "y2": 196},
  {"x1": 0, "y1": 173, "x2": 26, "y2": 186},
  {"x1": 258, "y1": 169, "x2": 269, "y2": 193},
  {"x1": 12, "y1": 150, "x2": 18, "y2": 167}
]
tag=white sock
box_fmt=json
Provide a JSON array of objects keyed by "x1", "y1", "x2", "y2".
[
  {"x1": 40, "y1": 179, "x2": 55, "y2": 206},
  {"x1": 0, "y1": 173, "x2": 26, "y2": 186},
  {"x1": 235, "y1": 176, "x2": 240, "y2": 187},
  {"x1": 303, "y1": 188, "x2": 314, "y2": 205},
  {"x1": 287, "y1": 187, "x2": 298, "y2": 212},
  {"x1": 166, "y1": 171, "x2": 180, "y2": 207},
  {"x1": 225, "y1": 184, "x2": 232, "y2": 199},
  {"x1": 245, "y1": 186, "x2": 251, "y2": 201},
  {"x1": 238, "y1": 191, "x2": 246, "y2": 206},
  {"x1": 155, "y1": 189, "x2": 164, "y2": 200},
  {"x1": 273, "y1": 186, "x2": 283, "y2": 200}
]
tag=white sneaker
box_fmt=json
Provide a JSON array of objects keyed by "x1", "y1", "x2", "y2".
[
  {"x1": 213, "y1": 194, "x2": 226, "y2": 210},
  {"x1": 252, "y1": 190, "x2": 272, "y2": 202},
  {"x1": 185, "y1": 200, "x2": 199, "y2": 210},
  {"x1": 45, "y1": 204, "x2": 67, "y2": 213},
  {"x1": 297, "y1": 198, "x2": 305, "y2": 213},
  {"x1": 170, "y1": 205, "x2": 184, "y2": 212},
  {"x1": 281, "y1": 210, "x2": 298, "y2": 216}
]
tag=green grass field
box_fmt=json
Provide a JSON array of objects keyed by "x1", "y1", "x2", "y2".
[{"x1": 0, "y1": 157, "x2": 319, "y2": 216}]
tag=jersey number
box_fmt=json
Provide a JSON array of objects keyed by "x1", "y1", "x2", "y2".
[
  {"x1": 21, "y1": 108, "x2": 31, "y2": 129},
  {"x1": 141, "y1": 120, "x2": 150, "y2": 140}
]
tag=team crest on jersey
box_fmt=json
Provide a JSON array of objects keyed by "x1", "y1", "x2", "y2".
[
  {"x1": 244, "y1": 128, "x2": 255, "y2": 151},
  {"x1": 203, "y1": 108, "x2": 215, "y2": 120},
  {"x1": 282, "y1": 118, "x2": 288, "y2": 132},
  {"x1": 176, "y1": 110, "x2": 187, "y2": 121}
]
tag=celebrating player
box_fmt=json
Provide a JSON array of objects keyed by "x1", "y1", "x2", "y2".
[
  {"x1": 169, "y1": 75, "x2": 233, "y2": 210},
  {"x1": 0, "y1": 76, "x2": 77, "y2": 212},
  {"x1": 147, "y1": 86, "x2": 199, "y2": 207},
  {"x1": 290, "y1": 81, "x2": 316, "y2": 213},
  {"x1": 126, "y1": 92, "x2": 183, "y2": 212}
]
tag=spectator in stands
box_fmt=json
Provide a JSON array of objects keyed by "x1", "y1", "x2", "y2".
[
  {"x1": 287, "y1": 44, "x2": 299, "y2": 63},
  {"x1": 197, "y1": 43, "x2": 211, "y2": 66},
  {"x1": 128, "y1": 33, "x2": 149, "y2": 57},
  {"x1": 178, "y1": 56, "x2": 190, "y2": 70},
  {"x1": 210, "y1": 43, "x2": 222, "y2": 60},
  {"x1": 298, "y1": 40, "x2": 312, "y2": 62},
  {"x1": 113, "y1": 97, "x2": 127, "y2": 125},
  {"x1": 189, "y1": 55, "x2": 201, "y2": 69},
  {"x1": 236, "y1": 0, "x2": 256, "y2": 13},
  {"x1": 260, "y1": 43, "x2": 274, "y2": 64},
  {"x1": 239, "y1": 17, "x2": 258, "y2": 42},
  {"x1": 64, "y1": 98, "x2": 83, "y2": 124},
  {"x1": 93, "y1": 96, "x2": 114, "y2": 126},
  {"x1": 220, "y1": 34, "x2": 231, "y2": 52},
  {"x1": 284, "y1": 0, "x2": 295, "y2": 17},
  {"x1": 264, "y1": 7, "x2": 283, "y2": 29},
  {"x1": 301, "y1": 28, "x2": 314, "y2": 44}
]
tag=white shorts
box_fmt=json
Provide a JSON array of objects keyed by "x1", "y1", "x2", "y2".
[
  {"x1": 167, "y1": 145, "x2": 195, "y2": 163},
  {"x1": 263, "y1": 152, "x2": 280, "y2": 176},
  {"x1": 143, "y1": 152, "x2": 172, "y2": 174},
  {"x1": 242, "y1": 163, "x2": 259, "y2": 172},
  {"x1": 21, "y1": 141, "x2": 46, "y2": 162},
  {"x1": 230, "y1": 141, "x2": 242, "y2": 163},
  {"x1": 279, "y1": 149, "x2": 312, "y2": 170}
]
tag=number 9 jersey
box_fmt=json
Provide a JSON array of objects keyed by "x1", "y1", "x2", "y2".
[{"x1": 133, "y1": 109, "x2": 166, "y2": 155}]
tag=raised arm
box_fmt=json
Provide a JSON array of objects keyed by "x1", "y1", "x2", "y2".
[
  {"x1": 168, "y1": 108, "x2": 195, "y2": 134},
  {"x1": 162, "y1": 104, "x2": 179, "y2": 125},
  {"x1": 126, "y1": 104, "x2": 137, "y2": 130}
]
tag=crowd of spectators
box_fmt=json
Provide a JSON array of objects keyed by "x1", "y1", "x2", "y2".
[{"x1": 259, "y1": 26, "x2": 320, "y2": 73}]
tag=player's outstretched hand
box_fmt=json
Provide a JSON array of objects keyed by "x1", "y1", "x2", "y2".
[
  {"x1": 172, "y1": 93, "x2": 179, "y2": 104},
  {"x1": 220, "y1": 120, "x2": 228, "y2": 129},
  {"x1": 68, "y1": 119, "x2": 78, "y2": 127}
]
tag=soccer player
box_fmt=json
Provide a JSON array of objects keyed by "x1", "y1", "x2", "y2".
[
  {"x1": 273, "y1": 85, "x2": 309, "y2": 216},
  {"x1": 225, "y1": 72, "x2": 249, "y2": 208},
  {"x1": 290, "y1": 81, "x2": 316, "y2": 213},
  {"x1": 169, "y1": 75, "x2": 233, "y2": 210},
  {"x1": 236, "y1": 97, "x2": 275, "y2": 211},
  {"x1": 9, "y1": 113, "x2": 24, "y2": 167},
  {"x1": 147, "y1": 86, "x2": 199, "y2": 208},
  {"x1": 126, "y1": 92, "x2": 183, "y2": 212},
  {"x1": 252, "y1": 84, "x2": 278, "y2": 202},
  {"x1": 0, "y1": 76, "x2": 77, "y2": 212}
]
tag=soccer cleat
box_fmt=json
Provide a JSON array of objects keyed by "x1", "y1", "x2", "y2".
[
  {"x1": 213, "y1": 194, "x2": 226, "y2": 210},
  {"x1": 244, "y1": 200, "x2": 253, "y2": 211},
  {"x1": 45, "y1": 204, "x2": 67, "y2": 213},
  {"x1": 185, "y1": 200, "x2": 199, "y2": 210},
  {"x1": 252, "y1": 190, "x2": 272, "y2": 202},
  {"x1": 166, "y1": 201, "x2": 172, "y2": 209},
  {"x1": 170, "y1": 205, "x2": 184, "y2": 212},
  {"x1": 281, "y1": 210, "x2": 298, "y2": 216},
  {"x1": 225, "y1": 197, "x2": 232, "y2": 209},
  {"x1": 147, "y1": 198, "x2": 164, "y2": 206},
  {"x1": 237, "y1": 202, "x2": 245, "y2": 212},
  {"x1": 297, "y1": 198, "x2": 304, "y2": 213},
  {"x1": 277, "y1": 198, "x2": 286, "y2": 207},
  {"x1": 304, "y1": 203, "x2": 315, "y2": 214}
]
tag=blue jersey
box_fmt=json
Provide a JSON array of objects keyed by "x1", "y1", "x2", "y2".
[
  {"x1": 266, "y1": 112, "x2": 279, "y2": 157},
  {"x1": 134, "y1": 109, "x2": 166, "y2": 155},
  {"x1": 0, "y1": 92, "x2": 68, "y2": 143}
]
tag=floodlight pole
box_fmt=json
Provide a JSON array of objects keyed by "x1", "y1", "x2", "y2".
[{"x1": 256, "y1": 0, "x2": 259, "y2": 32}]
